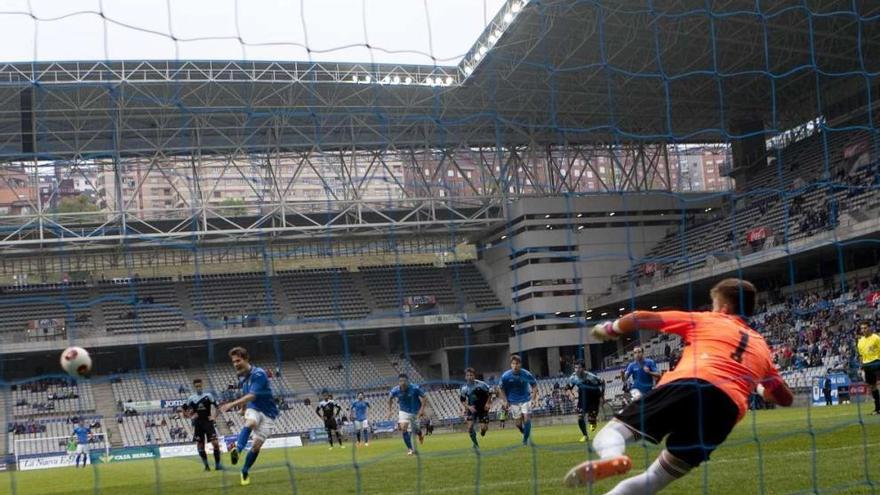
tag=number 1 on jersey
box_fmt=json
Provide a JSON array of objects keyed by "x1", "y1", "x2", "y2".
[{"x1": 731, "y1": 330, "x2": 749, "y2": 363}]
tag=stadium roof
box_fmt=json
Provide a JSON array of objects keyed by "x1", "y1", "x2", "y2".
[
  {"x1": 0, "y1": 0, "x2": 507, "y2": 66},
  {"x1": 0, "y1": 0, "x2": 877, "y2": 160}
]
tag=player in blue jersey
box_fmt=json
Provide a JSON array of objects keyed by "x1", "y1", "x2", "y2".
[
  {"x1": 566, "y1": 360, "x2": 605, "y2": 442},
  {"x1": 388, "y1": 373, "x2": 426, "y2": 455},
  {"x1": 219, "y1": 347, "x2": 279, "y2": 486},
  {"x1": 71, "y1": 420, "x2": 91, "y2": 468},
  {"x1": 350, "y1": 392, "x2": 371, "y2": 447},
  {"x1": 623, "y1": 347, "x2": 660, "y2": 400},
  {"x1": 460, "y1": 367, "x2": 492, "y2": 449},
  {"x1": 497, "y1": 355, "x2": 538, "y2": 445}
]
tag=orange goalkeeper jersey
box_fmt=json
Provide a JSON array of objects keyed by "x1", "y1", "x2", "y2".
[{"x1": 652, "y1": 310, "x2": 778, "y2": 420}]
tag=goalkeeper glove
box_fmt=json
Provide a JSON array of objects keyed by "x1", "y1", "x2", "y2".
[{"x1": 590, "y1": 320, "x2": 622, "y2": 341}]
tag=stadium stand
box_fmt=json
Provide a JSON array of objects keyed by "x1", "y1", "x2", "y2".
[
  {"x1": 361, "y1": 264, "x2": 466, "y2": 311},
  {"x1": 445, "y1": 262, "x2": 505, "y2": 311},
  {"x1": 111, "y1": 369, "x2": 192, "y2": 406},
  {"x1": 388, "y1": 354, "x2": 426, "y2": 383},
  {"x1": 185, "y1": 273, "x2": 282, "y2": 327},
  {"x1": 3, "y1": 262, "x2": 877, "y2": 455},
  {"x1": 624, "y1": 130, "x2": 880, "y2": 284},
  {"x1": 280, "y1": 403, "x2": 323, "y2": 435},
  {"x1": 217, "y1": 399, "x2": 308, "y2": 439},
  {"x1": 204, "y1": 362, "x2": 294, "y2": 396},
  {"x1": 277, "y1": 268, "x2": 370, "y2": 321},
  {"x1": 97, "y1": 278, "x2": 185, "y2": 334},
  {"x1": 102, "y1": 265, "x2": 880, "y2": 443},
  {"x1": 0, "y1": 263, "x2": 501, "y2": 341},
  {"x1": 778, "y1": 358, "x2": 845, "y2": 392},
  {"x1": 7, "y1": 282, "x2": 878, "y2": 453},
  {"x1": 605, "y1": 270, "x2": 878, "y2": 372},
  {"x1": 298, "y1": 354, "x2": 384, "y2": 391},
  {"x1": 604, "y1": 271, "x2": 877, "y2": 400},
  {"x1": 3, "y1": 290, "x2": 870, "y2": 456},
  {"x1": 423, "y1": 388, "x2": 463, "y2": 421},
  {"x1": 120, "y1": 413, "x2": 192, "y2": 447},
  {"x1": 12, "y1": 379, "x2": 95, "y2": 417},
  {"x1": 0, "y1": 282, "x2": 93, "y2": 339}
]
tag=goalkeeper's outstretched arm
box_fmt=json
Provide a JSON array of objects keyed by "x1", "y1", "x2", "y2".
[
  {"x1": 758, "y1": 374, "x2": 794, "y2": 407},
  {"x1": 589, "y1": 311, "x2": 666, "y2": 341}
]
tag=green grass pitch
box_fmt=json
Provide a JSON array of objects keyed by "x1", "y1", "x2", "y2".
[{"x1": 3, "y1": 404, "x2": 878, "y2": 494}]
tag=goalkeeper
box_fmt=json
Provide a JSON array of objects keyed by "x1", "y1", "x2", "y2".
[
  {"x1": 564, "y1": 279, "x2": 794, "y2": 494},
  {"x1": 66, "y1": 436, "x2": 77, "y2": 461}
]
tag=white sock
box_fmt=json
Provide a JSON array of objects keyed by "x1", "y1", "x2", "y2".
[
  {"x1": 606, "y1": 451, "x2": 691, "y2": 495},
  {"x1": 592, "y1": 420, "x2": 634, "y2": 459}
]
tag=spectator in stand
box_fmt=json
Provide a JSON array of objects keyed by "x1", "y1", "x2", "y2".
[{"x1": 782, "y1": 345, "x2": 794, "y2": 370}]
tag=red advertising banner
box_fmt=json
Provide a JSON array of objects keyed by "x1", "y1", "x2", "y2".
[
  {"x1": 746, "y1": 226, "x2": 771, "y2": 243},
  {"x1": 867, "y1": 291, "x2": 880, "y2": 307},
  {"x1": 27, "y1": 319, "x2": 62, "y2": 330},
  {"x1": 849, "y1": 382, "x2": 868, "y2": 397},
  {"x1": 404, "y1": 295, "x2": 437, "y2": 306},
  {"x1": 403, "y1": 295, "x2": 437, "y2": 315}
]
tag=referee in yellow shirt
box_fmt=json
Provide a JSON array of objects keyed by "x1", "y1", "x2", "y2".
[{"x1": 857, "y1": 321, "x2": 880, "y2": 414}]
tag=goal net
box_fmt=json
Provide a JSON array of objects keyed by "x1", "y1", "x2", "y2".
[{"x1": 0, "y1": 0, "x2": 879, "y2": 494}]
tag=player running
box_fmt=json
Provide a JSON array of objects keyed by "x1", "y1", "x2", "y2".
[
  {"x1": 316, "y1": 390, "x2": 345, "y2": 449},
  {"x1": 563, "y1": 278, "x2": 794, "y2": 493},
  {"x1": 350, "y1": 392, "x2": 371, "y2": 446},
  {"x1": 218, "y1": 347, "x2": 279, "y2": 486},
  {"x1": 497, "y1": 355, "x2": 538, "y2": 446},
  {"x1": 71, "y1": 419, "x2": 91, "y2": 468},
  {"x1": 185, "y1": 378, "x2": 222, "y2": 471},
  {"x1": 622, "y1": 346, "x2": 660, "y2": 400},
  {"x1": 857, "y1": 320, "x2": 880, "y2": 414},
  {"x1": 388, "y1": 373, "x2": 426, "y2": 456},
  {"x1": 459, "y1": 367, "x2": 492, "y2": 449},
  {"x1": 566, "y1": 359, "x2": 605, "y2": 442}
]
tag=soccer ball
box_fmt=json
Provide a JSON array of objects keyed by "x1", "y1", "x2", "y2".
[{"x1": 60, "y1": 346, "x2": 92, "y2": 377}]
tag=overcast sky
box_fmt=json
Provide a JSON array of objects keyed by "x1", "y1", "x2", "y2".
[{"x1": 0, "y1": 0, "x2": 506, "y2": 66}]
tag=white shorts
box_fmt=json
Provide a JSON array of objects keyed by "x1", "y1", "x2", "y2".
[
  {"x1": 508, "y1": 402, "x2": 532, "y2": 419},
  {"x1": 244, "y1": 408, "x2": 276, "y2": 442},
  {"x1": 354, "y1": 420, "x2": 369, "y2": 430},
  {"x1": 397, "y1": 411, "x2": 420, "y2": 431},
  {"x1": 75, "y1": 444, "x2": 90, "y2": 455}
]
